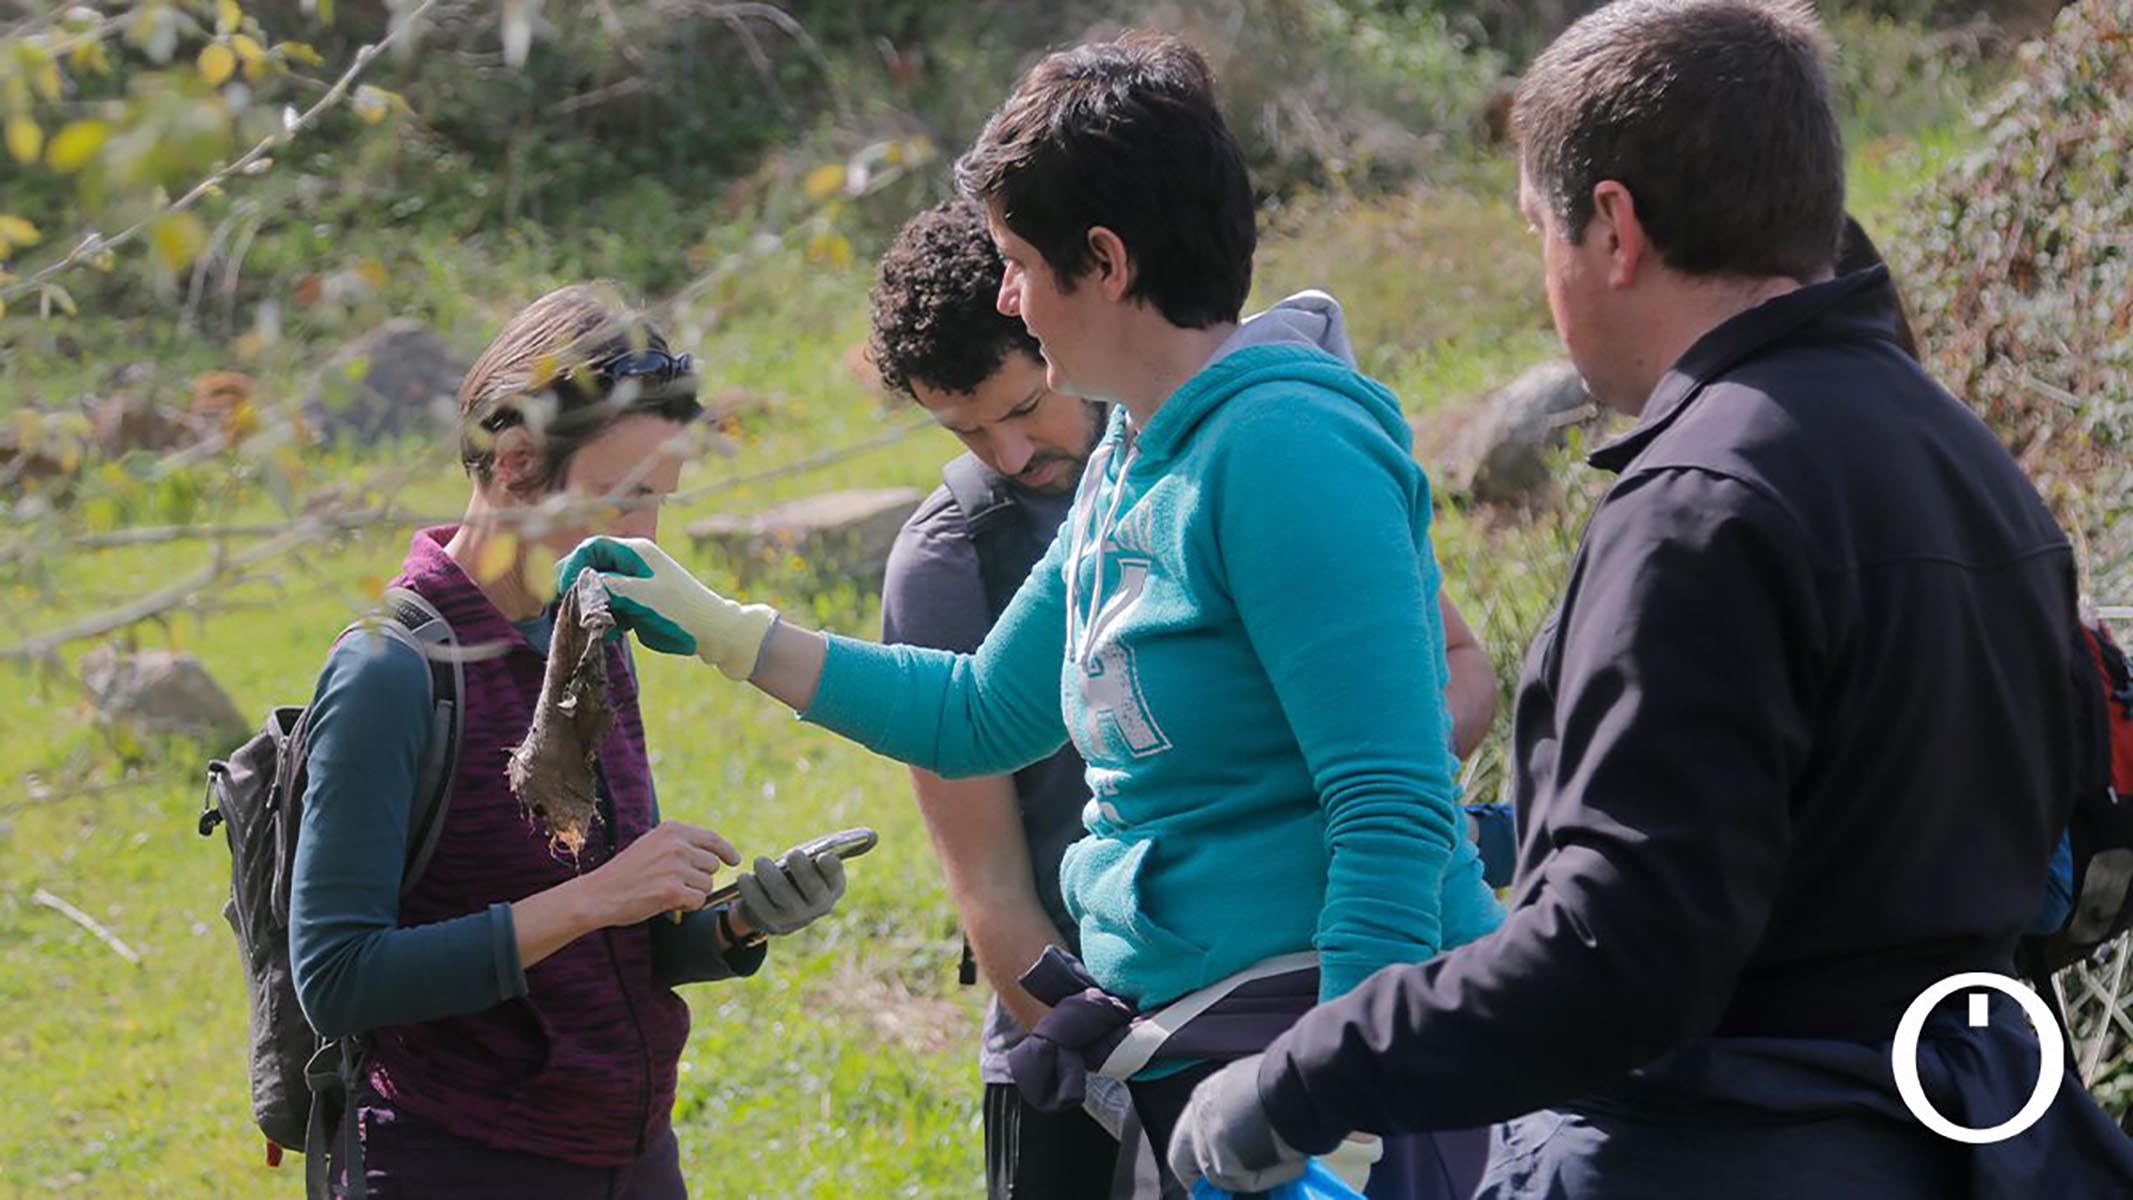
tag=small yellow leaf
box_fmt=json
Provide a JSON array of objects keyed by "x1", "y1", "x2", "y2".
[
  {"x1": 0, "y1": 215, "x2": 40, "y2": 247},
  {"x1": 226, "y1": 399, "x2": 258, "y2": 440},
  {"x1": 352, "y1": 84, "x2": 389, "y2": 124},
  {"x1": 148, "y1": 211, "x2": 209, "y2": 272},
  {"x1": 232, "y1": 34, "x2": 264, "y2": 64},
  {"x1": 31, "y1": 60, "x2": 62, "y2": 104},
  {"x1": 199, "y1": 42, "x2": 236, "y2": 87},
  {"x1": 356, "y1": 256, "x2": 387, "y2": 289},
  {"x1": 521, "y1": 550, "x2": 558, "y2": 604},
  {"x1": 70, "y1": 41, "x2": 111, "y2": 77},
  {"x1": 278, "y1": 41, "x2": 324, "y2": 66},
  {"x1": 805, "y1": 231, "x2": 853, "y2": 267},
  {"x1": 476, "y1": 532, "x2": 520, "y2": 585},
  {"x1": 218, "y1": 0, "x2": 243, "y2": 35},
  {"x1": 46, "y1": 120, "x2": 109, "y2": 174},
  {"x1": 802, "y1": 162, "x2": 846, "y2": 201},
  {"x1": 5, "y1": 116, "x2": 42, "y2": 165}
]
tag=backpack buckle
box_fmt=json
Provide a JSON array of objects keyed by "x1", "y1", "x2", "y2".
[{"x1": 198, "y1": 763, "x2": 227, "y2": 837}]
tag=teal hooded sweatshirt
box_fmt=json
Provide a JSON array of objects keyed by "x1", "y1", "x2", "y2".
[{"x1": 806, "y1": 291, "x2": 1503, "y2": 1008}]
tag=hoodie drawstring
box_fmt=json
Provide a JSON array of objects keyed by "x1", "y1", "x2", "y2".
[{"x1": 1067, "y1": 425, "x2": 1139, "y2": 671}]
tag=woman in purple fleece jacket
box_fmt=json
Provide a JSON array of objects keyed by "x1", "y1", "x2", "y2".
[{"x1": 288, "y1": 285, "x2": 849, "y2": 1197}]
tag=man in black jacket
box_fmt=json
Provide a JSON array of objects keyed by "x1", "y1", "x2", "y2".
[{"x1": 1168, "y1": 2, "x2": 2133, "y2": 1197}]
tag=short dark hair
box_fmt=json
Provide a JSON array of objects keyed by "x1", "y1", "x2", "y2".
[
  {"x1": 458, "y1": 283, "x2": 702, "y2": 495},
  {"x1": 868, "y1": 200, "x2": 1041, "y2": 397},
  {"x1": 954, "y1": 30, "x2": 1255, "y2": 329},
  {"x1": 1513, "y1": 0, "x2": 1844, "y2": 281}
]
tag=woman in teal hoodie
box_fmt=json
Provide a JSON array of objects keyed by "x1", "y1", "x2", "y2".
[{"x1": 562, "y1": 32, "x2": 1502, "y2": 1196}]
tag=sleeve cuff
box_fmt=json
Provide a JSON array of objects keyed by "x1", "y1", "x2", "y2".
[
  {"x1": 718, "y1": 938, "x2": 768, "y2": 979},
  {"x1": 650, "y1": 907, "x2": 769, "y2": 985},
  {"x1": 1258, "y1": 1037, "x2": 1343, "y2": 1155},
  {"x1": 488, "y1": 902, "x2": 529, "y2": 999}
]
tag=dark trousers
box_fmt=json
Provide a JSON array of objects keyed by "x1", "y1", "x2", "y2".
[
  {"x1": 986, "y1": 1081, "x2": 1126, "y2": 1200},
  {"x1": 337, "y1": 1088, "x2": 687, "y2": 1200}
]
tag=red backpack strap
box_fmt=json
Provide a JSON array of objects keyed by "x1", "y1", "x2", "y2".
[{"x1": 2081, "y1": 621, "x2": 2133, "y2": 794}]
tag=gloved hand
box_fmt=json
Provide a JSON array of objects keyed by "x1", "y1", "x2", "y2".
[
  {"x1": 1167, "y1": 1053, "x2": 1309, "y2": 1194},
  {"x1": 555, "y1": 537, "x2": 777, "y2": 681},
  {"x1": 733, "y1": 848, "x2": 847, "y2": 936}
]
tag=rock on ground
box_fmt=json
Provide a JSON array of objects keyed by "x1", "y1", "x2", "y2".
[
  {"x1": 690, "y1": 487, "x2": 923, "y2": 590},
  {"x1": 310, "y1": 320, "x2": 468, "y2": 444},
  {"x1": 1442, "y1": 360, "x2": 1603, "y2": 507},
  {"x1": 79, "y1": 646, "x2": 249, "y2": 747}
]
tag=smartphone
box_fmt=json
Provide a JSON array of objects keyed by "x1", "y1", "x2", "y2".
[
  {"x1": 700, "y1": 826, "x2": 879, "y2": 910},
  {"x1": 797, "y1": 826, "x2": 880, "y2": 862}
]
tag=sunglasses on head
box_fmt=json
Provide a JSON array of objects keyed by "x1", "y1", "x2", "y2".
[{"x1": 594, "y1": 348, "x2": 694, "y2": 387}]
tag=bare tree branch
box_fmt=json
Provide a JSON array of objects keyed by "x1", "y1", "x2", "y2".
[
  {"x1": 0, "y1": 0, "x2": 445, "y2": 305},
  {"x1": 0, "y1": 415, "x2": 930, "y2": 658},
  {"x1": 31, "y1": 888, "x2": 142, "y2": 964}
]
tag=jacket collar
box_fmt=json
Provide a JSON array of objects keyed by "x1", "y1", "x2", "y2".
[
  {"x1": 1588, "y1": 267, "x2": 1904, "y2": 474},
  {"x1": 400, "y1": 525, "x2": 543, "y2": 655}
]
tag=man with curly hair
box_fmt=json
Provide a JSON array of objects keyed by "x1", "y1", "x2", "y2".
[{"x1": 868, "y1": 198, "x2": 1123, "y2": 1199}]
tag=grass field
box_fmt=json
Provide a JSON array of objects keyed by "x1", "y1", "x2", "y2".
[{"x1": 0, "y1": 123, "x2": 1973, "y2": 1196}]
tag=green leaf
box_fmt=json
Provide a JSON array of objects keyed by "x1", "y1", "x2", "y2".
[{"x1": 39, "y1": 283, "x2": 77, "y2": 317}]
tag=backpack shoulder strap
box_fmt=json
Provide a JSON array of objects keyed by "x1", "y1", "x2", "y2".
[
  {"x1": 371, "y1": 587, "x2": 463, "y2": 897},
  {"x1": 942, "y1": 453, "x2": 1015, "y2": 535},
  {"x1": 941, "y1": 454, "x2": 1043, "y2": 619}
]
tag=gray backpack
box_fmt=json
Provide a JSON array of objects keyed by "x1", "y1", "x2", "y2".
[{"x1": 197, "y1": 588, "x2": 463, "y2": 1199}]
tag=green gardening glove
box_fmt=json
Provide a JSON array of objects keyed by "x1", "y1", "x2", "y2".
[{"x1": 555, "y1": 537, "x2": 779, "y2": 680}]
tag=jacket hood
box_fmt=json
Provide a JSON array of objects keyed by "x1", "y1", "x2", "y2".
[
  {"x1": 1130, "y1": 289, "x2": 1404, "y2": 462},
  {"x1": 1212, "y1": 288, "x2": 1357, "y2": 367}
]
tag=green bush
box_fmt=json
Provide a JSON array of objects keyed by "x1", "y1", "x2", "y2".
[{"x1": 1894, "y1": 0, "x2": 2132, "y2": 592}]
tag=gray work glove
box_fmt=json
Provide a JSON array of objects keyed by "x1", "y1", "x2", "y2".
[
  {"x1": 733, "y1": 848, "x2": 846, "y2": 936},
  {"x1": 1167, "y1": 1053, "x2": 1309, "y2": 1194}
]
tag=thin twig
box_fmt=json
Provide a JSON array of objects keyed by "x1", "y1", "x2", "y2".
[
  {"x1": 0, "y1": 0, "x2": 444, "y2": 305},
  {"x1": 30, "y1": 888, "x2": 143, "y2": 965},
  {"x1": 0, "y1": 418, "x2": 927, "y2": 657},
  {"x1": 546, "y1": 76, "x2": 648, "y2": 117}
]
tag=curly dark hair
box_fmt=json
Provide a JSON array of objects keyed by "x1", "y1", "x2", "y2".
[{"x1": 868, "y1": 199, "x2": 1040, "y2": 398}]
